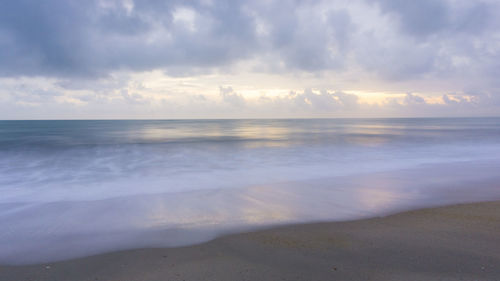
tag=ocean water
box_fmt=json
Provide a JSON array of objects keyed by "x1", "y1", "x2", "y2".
[{"x1": 1, "y1": 118, "x2": 500, "y2": 264}]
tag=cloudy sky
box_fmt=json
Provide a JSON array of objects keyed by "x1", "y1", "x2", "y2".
[{"x1": 1, "y1": 0, "x2": 499, "y2": 119}]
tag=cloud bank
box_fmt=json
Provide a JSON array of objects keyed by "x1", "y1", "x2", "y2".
[{"x1": 0, "y1": 0, "x2": 499, "y2": 118}]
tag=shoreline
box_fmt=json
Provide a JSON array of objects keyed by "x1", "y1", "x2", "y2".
[{"x1": 1, "y1": 200, "x2": 500, "y2": 280}]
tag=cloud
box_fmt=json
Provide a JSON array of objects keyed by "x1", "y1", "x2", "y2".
[
  {"x1": 373, "y1": 0, "x2": 450, "y2": 37},
  {"x1": 0, "y1": 0, "x2": 259, "y2": 77},
  {"x1": 0, "y1": 0, "x2": 498, "y2": 83},
  {"x1": 404, "y1": 93, "x2": 426, "y2": 105},
  {"x1": 257, "y1": 3, "x2": 355, "y2": 71},
  {"x1": 121, "y1": 90, "x2": 149, "y2": 105},
  {"x1": 0, "y1": 81, "x2": 498, "y2": 119},
  {"x1": 372, "y1": 0, "x2": 496, "y2": 37},
  {"x1": 219, "y1": 86, "x2": 245, "y2": 107},
  {"x1": 359, "y1": 0, "x2": 500, "y2": 81},
  {"x1": 286, "y1": 89, "x2": 359, "y2": 111},
  {"x1": 0, "y1": 0, "x2": 499, "y2": 118},
  {"x1": 10, "y1": 89, "x2": 63, "y2": 105}
]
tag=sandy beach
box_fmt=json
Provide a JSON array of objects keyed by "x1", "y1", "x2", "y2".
[
  {"x1": 1, "y1": 200, "x2": 499, "y2": 281},
  {"x1": 2, "y1": 0, "x2": 500, "y2": 277}
]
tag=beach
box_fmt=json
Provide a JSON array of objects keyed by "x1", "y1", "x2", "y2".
[
  {"x1": 2, "y1": 0, "x2": 500, "y2": 278},
  {"x1": 2, "y1": 200, "x2": 499, "y2": 281}
]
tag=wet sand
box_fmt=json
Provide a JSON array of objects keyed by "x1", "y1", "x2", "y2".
[{"x1": 1, "y1": 201, "x2": 500, "y2": 281}]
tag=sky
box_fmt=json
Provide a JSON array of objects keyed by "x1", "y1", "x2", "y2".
[{"x1": 0, "y1": 0, "x2": 499, "y2": 119}]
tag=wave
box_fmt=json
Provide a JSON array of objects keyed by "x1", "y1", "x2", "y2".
[{"x1": 1, "y1": 118, "x2": 500, "y2": 264}]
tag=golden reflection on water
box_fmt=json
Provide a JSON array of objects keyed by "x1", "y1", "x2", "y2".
[
  {"x1": 137, "y1": 123, "x2": 296, "y2": 148},
  {"x1": 123, "y1": 120, "x2": 429, "y2": 149}
]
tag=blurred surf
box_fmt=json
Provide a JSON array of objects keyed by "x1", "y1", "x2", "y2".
[{"x1": 1, "y1": 118, "x2": 500, "y2": 264}]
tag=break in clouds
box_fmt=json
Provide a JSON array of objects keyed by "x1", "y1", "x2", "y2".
[{"x1": 0, "y1": 0, "x2": 499, "y2": 118}]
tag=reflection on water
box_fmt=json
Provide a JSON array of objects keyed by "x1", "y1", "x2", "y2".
[
  {"x1": 1, "y1": 118, "x2": 500, "y2": 264},
  {"x1": 2, "y1": 160, "x2": 500, "y2": 264}
]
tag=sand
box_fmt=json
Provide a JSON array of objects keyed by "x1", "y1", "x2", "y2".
[{"x1": 1, "y1": 201, "x2": 500, "y2": 281}]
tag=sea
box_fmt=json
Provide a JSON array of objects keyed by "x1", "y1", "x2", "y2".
[{"x1": 1, "y1": 118, "x2": 500, "y2": 264}]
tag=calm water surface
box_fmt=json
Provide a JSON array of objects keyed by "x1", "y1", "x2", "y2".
[{"x1": 1, "y1": 118, "x2": 500, "y2": 264}]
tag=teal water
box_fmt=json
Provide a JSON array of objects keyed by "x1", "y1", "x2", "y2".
[{"x1": 1, "y1": 118, "x2": 500, "y2": 264}]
